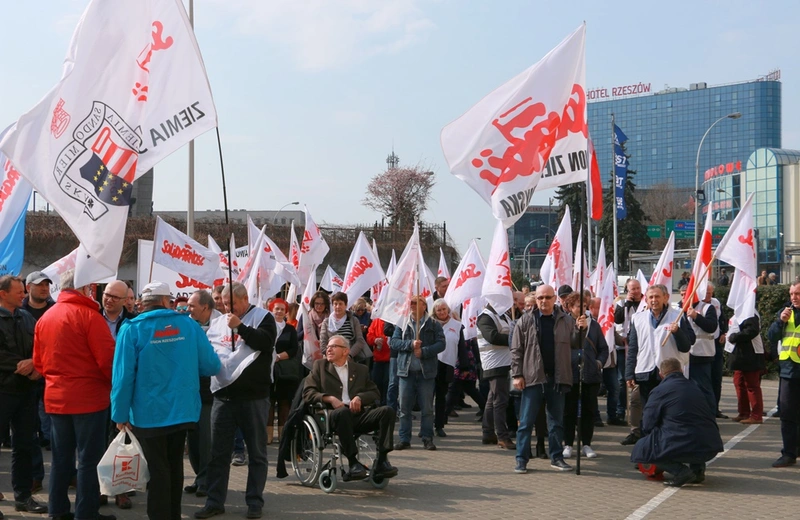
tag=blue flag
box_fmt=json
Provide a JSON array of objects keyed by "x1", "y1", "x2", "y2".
[
  {"x1": 614, "y1": 124, "x2": 629, "y2": 219},
  {"x1": 0, "y1": 203, "x2": 28, "y2": 276}
]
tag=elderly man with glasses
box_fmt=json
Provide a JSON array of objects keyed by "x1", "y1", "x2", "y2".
[
  {"x1": 510, "y1": 284, "x2": 586, "y2": 474},
  {"x1": 303, "y1": 334, "x2": 398, "y2": 480}
]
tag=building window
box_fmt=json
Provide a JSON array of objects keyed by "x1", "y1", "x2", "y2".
[
  {"x1": 667, "y1": 162, "x2": 673, "y2": 169},
  {"x1": 652, "y1": 148, "x2": 657, "y2": 155}
]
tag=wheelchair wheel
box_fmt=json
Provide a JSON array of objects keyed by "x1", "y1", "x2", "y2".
[
  {"x1": 368, "y1": 473, "x2": 389, "y2": 490},
  {"x1": 319, "y1": 469, "x2": 338, "y2": 493},
  {"x1": 290, "y1": 416, "x2": 323, "y2": 487}
]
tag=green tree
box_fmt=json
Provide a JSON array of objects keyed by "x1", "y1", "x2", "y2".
[{"x1": 597, "y1": 143, "x2": 649, "y2": 272}]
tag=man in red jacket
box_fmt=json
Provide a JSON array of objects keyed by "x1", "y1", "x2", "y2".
[{"x1": 33, "y1": 269, "x2": 116, "y2": 520}]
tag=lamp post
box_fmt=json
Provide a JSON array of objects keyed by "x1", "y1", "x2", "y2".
[
  {"x1": 272, "y1": 201, "x2": 300, "y2": 225},
  {"x1": 523, "y1": 238, "x2": 538, "y2": 278},
  {"x1": 716, "y1": 188, "x2": 740, "y2": 219},
  {"x1": 694, "y1": 112, "x2": 742, "y2": 247}
]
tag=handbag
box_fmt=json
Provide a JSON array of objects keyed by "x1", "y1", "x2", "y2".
[
  {"x1": 97, "y1": 428, "x2": 150, "y2": 496},
  {"x1": 274, "y1": 354, "x2": 302, "y2": 382}
]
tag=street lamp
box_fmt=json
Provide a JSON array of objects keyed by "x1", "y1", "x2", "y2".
[
  {"x1": 694, "y1": 112, "x2": 742, "y2": 247},
  {"x1": 523, "y1": 238, "x2": 539, "y2": 278},
  {"x1": 716, "y1": 188, "x2": 740, "y2": 218},
  {"x1": 272, "y1": 201, "x2": 300, "y2": 225}
]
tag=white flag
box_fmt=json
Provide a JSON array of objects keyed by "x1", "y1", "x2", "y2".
[
  {"x1": 461, "y1": 296, "x2": 483, "y2": 340},
  {"x1": 444, "y1": 240, "x2": 486, "y2": 310},
  {"x1": 418, "y1": 249, "x2": 437, "y2": 309},
  {"x1": 0, "y1": 128, "x2": 33, "y2": 243},
  {"x1": 369, "y1": 238, "x2": 387, "y2": 306},
  {"x1": 300, "y1": 268, "x2": 318, "y2": 311},
  {"x1": 289, "y1": 222, "x2": 301, "y2": 272},
  {"x1": 572, "y1": 228, "x2": 590, "y2": 292},
  {"x1": 374, "y1": 225, "x2": 421, "y2": 328},
  {"x1": 299, "y1": 205, "x2": 329, "y2": 269},
  {"x1": 649, "y1": 231, "x2": 675, "y2": 292},
  {"x1": 438, "y1": 248, "x2": 450, "y2": 279},
  {"x1": 715, "y1": 194, "x2": 757, "y2": 319},
  {"x1": 343, "y1": 232, "x2": 385, "y2": 302},
  {"x1": 441, "y1": 24, "x2": 586, "y2": 228},
  {"x1": 0, "y1": 0, "x2": 217, "y2": 285},
  {"x1": 481, "y1": 220, "x2": 514, "y2": 314},
  {"x1": 387, "y1": 250, "x2": 397, "y2": 279},
  {"x1": 590, "y1": 239, "x2": 607, "y2": 296},
  {"x1": 299, "y1": 269, "x2": 321, "y2": 368},
  {"x1": 598, "y1": 263, "x2": 617, "y2": 350},
  {"x1": 42, "y1": 249, "x2": 78, "y2": 300},
  {"x1": 541, "y1": 206, "x2": 573, "y2": 291},
  {"x1": 320, "y1": 265, "x2": 344, "y2": 294},
  {"x1": 152, "y1": 217, "x2": 221, "y2": 286}
]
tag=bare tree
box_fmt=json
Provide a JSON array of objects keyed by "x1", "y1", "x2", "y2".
[
  {"x1": 636, "y1": 184, "x2": 694, "y2": 250},
  {"x1": 363, "y1": 165, "x2": 435, "y2": 228}
]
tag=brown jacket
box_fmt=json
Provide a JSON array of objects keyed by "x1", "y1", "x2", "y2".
[
  {"x1": 510, "y1": 307, "x2": 580, "y2": 389},
  {"x1": 303, "y1": 358, "x2": 381, "y2": 407}
]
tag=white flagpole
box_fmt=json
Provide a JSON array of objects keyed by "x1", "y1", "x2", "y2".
[
  {"x1": 187, "y1": 0, "x2": 195, "y2": 237},
  {"x1": 611, "y1": 113, "x2": 619, "y2": 271}
]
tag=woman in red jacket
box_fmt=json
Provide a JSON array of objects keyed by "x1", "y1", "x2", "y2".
[{"x1": 367, "y1": 317, "x2": 391, "y2": 405}]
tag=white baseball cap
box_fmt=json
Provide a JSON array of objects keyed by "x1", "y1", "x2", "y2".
[{"x1": 141, "y1": 281, "x2": 171, "y2": 297}]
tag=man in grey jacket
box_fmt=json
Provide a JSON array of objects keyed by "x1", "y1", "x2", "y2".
[{"x1": 510, "y1": 284, "x2": 585, "y2": 474}]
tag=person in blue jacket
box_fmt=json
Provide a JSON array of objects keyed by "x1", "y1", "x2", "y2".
[{"x1": 111, "y1": 281, "x2": 221, "y2": 520}]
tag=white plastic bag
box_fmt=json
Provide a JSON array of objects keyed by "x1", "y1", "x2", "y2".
[{"x1": 97, "y1": 428, "x2": 150, "y2": 496}]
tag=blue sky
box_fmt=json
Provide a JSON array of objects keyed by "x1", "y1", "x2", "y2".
[{"x1": 1, "y1": 0, "x2": 797, "y2": 259}]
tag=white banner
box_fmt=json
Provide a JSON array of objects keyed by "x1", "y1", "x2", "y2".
[
  {"x1": 540, "y1": 205, "x2": 573, "y2": 290},
  {"x1": 152, "y1": 217, "x2": 221, "y2": 286},
  {"x1": 342, "y1": 232, "x2": 385, "y2": 301},
  {"x1": 0, "y1": 0, "x2": 217, "y2": 285},
  {"x1": 444, "y1": 239, "x2": 485, "y2": 310},
  {"x1": 481, "y1": 220, "x2": 513, "y2": 314},
  {"x1": 137, "y1": 239, "x2": 213, "y2": 299}
]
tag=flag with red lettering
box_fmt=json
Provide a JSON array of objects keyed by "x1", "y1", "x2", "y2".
[
  {"x1": 598, "y1": 263, "x2": 617, "y2": 349},
  {"x1": 299, "y1": 269, "x2": 322, "y2": 368},
  {"x1": 587, "y1": 135, "x2": 602, "y2": 221},
  {"x1": 42, "y1": 248, "x2": 78, "y2": 300},
  {"x1": 342, "y1": 232, "x2": 385, "y2": 301},
  {"x1": 320, "y1": 265, "x2": 344, "y2": 294},
  {"x1": 590, "y1": 238, "x2": 606, "y2": 296},
  {"x1": 649, "y1": 231, "x2": 675, "y2": 292},
  {"x1": 444, "y1": 240, "x2": 485, "y2": 310},
  {"x1": 540, "y1": 206, "x2": 573, "y2": 291},
  {"x1": 438, "y1": 248, "x2": 450, "y2": 280},
  {"x1": 0, "y1": 133, "x2": 32, "y2": 276},
  {"x1": 684, "y1": 209, "x2": 714, "y2": 309},
  {"x1": 481, "y1": 220, "x2": 513, "y2": 314},
  {"x1": 572, "y1": 229, "x2": 590, "y2": 292},
  {"x1": 290, "y1": 222, "x2": 301, "y2": 271},
  {"x1": 461, "y1": 296, "x2": 482, "y2": 340},
  {"x1": 0, "y1": 0, "x2": 217, "y2": 286},
  {"x1": 714, "y1": 193, "x2": 756, "y2": 319},
  {"x1": 440, "y1": 24, "x2": 586, "y2": 228},
  {"x1": 299, "y1": 205, "x2": 329, "y2": 281},
  {"x1": 263, "y1": 234, "x2": 301, "y2": 287},
  {"x1": 152, "y1": 217, "x2": 221, "y2": 286},
  {"x1": 373, "y1": 224, "x2": 421, "y2": 328},
  {"x1": 417, "y1": 250, "x2": 436, "y2": 309},
  {"x1": 370, "y1": 238, "x2": 387, "y2": 305}
]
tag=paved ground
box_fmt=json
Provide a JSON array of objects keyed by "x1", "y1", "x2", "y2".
[{"x1": 1, "y1": 378, "x2": 797, "y2": 519}]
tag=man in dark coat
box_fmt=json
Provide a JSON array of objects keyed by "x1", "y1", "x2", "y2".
[
  {"x1": 304, "y1": 334, "x2": 397, "y2": 480},
  {"x1": 631, "y1": 357, "x2": 723, "y2": 487}
]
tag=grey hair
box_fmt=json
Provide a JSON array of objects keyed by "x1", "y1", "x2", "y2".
[
  {"x1": 646, "y1": 283, "x2": 669, "y2": 297},
  {"x1": 659, "y1": 357, "x2": 682, "y2": 375},
  {"x1": 328, "y1": 334, "x2": 350, "y2": 349},
  {"x1": 192, "y1": 289, "x2": 215, "y2": 310},
  {"x1": 431, "y1": 298, "x2": 450, "y2": 317},
  {"x1": 60, "y1": 269, "x2": 76, "y2": 290},
  {"x1": 221, "y1": 282, "x2": 248, "y2": 300}
]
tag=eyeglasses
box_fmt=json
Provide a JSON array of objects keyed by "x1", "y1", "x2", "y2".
[
  {"x1": 176, "y1": 306, "x2": 188, "y2": 312},
  {"x1": 103, "y1": 293, "x2": 125, "y2": 301},
  {"x1": 313, "y1": 301, "x2": 326, "y2": 307},
  {"x1": 329, "y1": 343, "x2": 349, "y2": 349},
  {"x1": 536, "y1": 295, "x2": 555, "y2": 301}
]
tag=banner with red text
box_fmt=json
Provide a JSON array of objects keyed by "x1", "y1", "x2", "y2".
[
  {"x1": 481, "y1": 220, "x2": 513, "y2": 314},
  {"x1": 320, "y1": 265, "x2": 344, "y2": 294},
  {"x1": 441, "y1": 24, "x2": 586, "y2": 227},
  {"x1": 138, "y1": 240, "x2": 212, "y2": 298},
  {"x1": 153, "y1": 217, "x2": 221, "y2": 286},
  {"x1": 444, "y1": 240, "x2": 485, "y2": 311},
  {"x1": 540, "y1": 205, "x2": 573, "y2": 291},
  {"x1": 342, "y1": 232, "x2": 385, "y2": 302}
]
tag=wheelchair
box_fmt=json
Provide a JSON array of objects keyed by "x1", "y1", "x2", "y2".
[{"x1": 289, "y1": 403, "x2": 391, "y2": 493}]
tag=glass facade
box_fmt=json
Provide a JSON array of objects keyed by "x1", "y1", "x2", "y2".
[
  {"x1": 587, "y1": 80, "x2": 781, "y2": 191},
  {"x1": 507, "y1": 205, "x2": 557, "y2": 273}
]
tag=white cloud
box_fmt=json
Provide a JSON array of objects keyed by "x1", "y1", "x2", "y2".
[{"x1": 207, "y1": 0, "x2": 435, "y2": 71}]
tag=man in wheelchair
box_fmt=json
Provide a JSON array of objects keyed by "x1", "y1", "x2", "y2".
[{"x1": 303, "y1": 334, "x2": 399, "y2": 481}]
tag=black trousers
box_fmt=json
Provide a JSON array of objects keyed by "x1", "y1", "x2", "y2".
[
  {"x1": 329, "y1": 406, "x2": 396, "y2": 463},
  {"x1": 0, "y1": 390, "x2": 37, "y2": 502},
  {"x1": 139, "y1": 429, "x2": 188, "y2": 520},
  {"x1": 434, "y1": 362, "x2": 454, "y2": 430},
  {"x1": 779, "y1": 377, "x2": 800, "y2": 459},
  {"x1": 563, "y1": 383, "x2": 600, "y2": 447}
]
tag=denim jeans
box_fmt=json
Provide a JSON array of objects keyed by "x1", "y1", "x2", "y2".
[
  {"x1": 386, "y1": 357, "x2": 399, "y2": 412},
  {"x1": 0, "y1": 390, "x2": 37, "y2": 502},
  {"x1": 398, "y1": 371, "x2": 435, "y2": 443},
  {"x1": 689, "y1": 361, "x2": 717, "y2": 417},
  {"x1": 515, "y1": 382, "x2": 566, "y2": 464},
  {"x1": 49, "y1": 409, "x2": 107, "y2": 519},
  {"x1": 371, "y1": 361, "x2": 390, "y2": 407},
  {"x1": 187, "y1": 402, "x2": 213, "y2": 491},
  {"x1": 205, "y1": 397, "x2": 269, "y2": 510},
  {"x1": 603, "y1": 366, "x2": 620, "y2": 422}
]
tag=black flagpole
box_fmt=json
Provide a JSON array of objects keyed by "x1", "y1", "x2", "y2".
[
  {"x1": 215, "y1": 127, "x2": 235, "y2": 348},
  {"x1": 576, "y1": 185, "x2": 588, "y2": 476}
]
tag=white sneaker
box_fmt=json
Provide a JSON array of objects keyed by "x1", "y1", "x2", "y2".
[
  {"x1": 582, "y1": 445, "x2": 597, "y2": 458},
  {"x1": 562, "y1": 445, "x2": 573, "y2": 458}
]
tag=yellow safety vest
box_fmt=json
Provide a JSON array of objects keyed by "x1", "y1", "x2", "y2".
[{"x1": 780, "y1": 311, "x2": 800, "y2": 363}]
